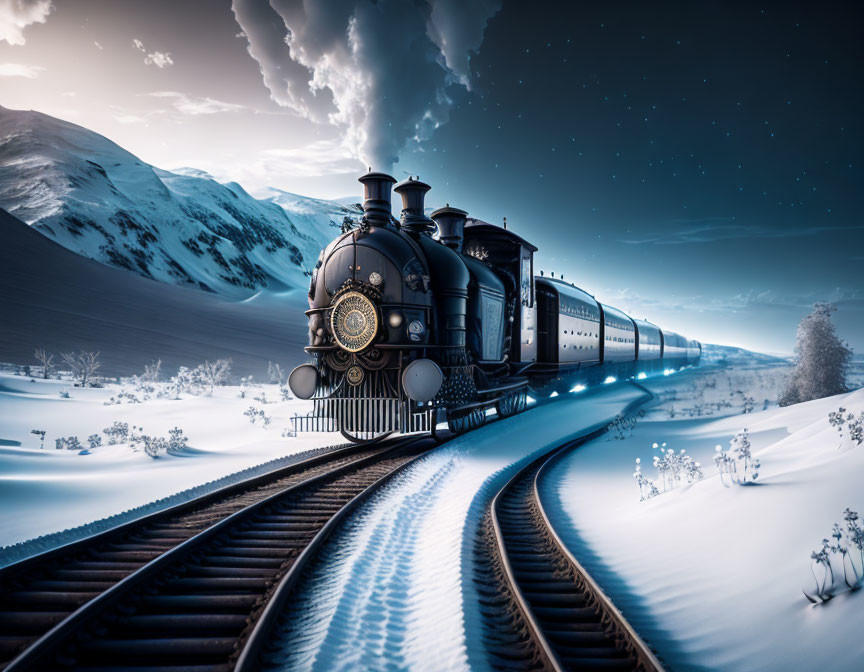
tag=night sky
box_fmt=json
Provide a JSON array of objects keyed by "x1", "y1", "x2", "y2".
[{"x1": 2, "y1": 1, "x2": 862, "y2": 353}]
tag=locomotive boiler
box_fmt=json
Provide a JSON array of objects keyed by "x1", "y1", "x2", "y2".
[{"x1": 288, "y1": 171, "x2": 701, "y2": 442}]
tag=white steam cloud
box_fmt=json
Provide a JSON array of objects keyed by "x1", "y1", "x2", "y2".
[
  {"x1": 231, "y1": 0, "x2": 501, "y2": 172},
  {"x1": 0, "y1": 0, "x2": 53, "y2": 46}
]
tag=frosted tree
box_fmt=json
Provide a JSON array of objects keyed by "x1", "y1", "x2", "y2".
[
  {"x1": 268, "y1": 361, "x2": 286, "y2": 385},
  {"x1": 142, "y1": 359, "x2": 162, "y2": 382},
  {"x1": 62, "y1": 351, "x2": 101, "y2": 388},
  {"x1": 779, "y1": 303, "x2": 852, "y2": 406},
  {"x1": 34, "y1": 348, "x2": 55, "y2": 379},
  {"x1": 198, "y1": 359, "x2": 232, "y2": 395}
]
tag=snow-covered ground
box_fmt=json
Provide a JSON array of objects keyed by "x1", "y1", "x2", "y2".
[
  {"x1": 541, "y1": 366, "x2": 864, "y2": 671},
  {"x1": 262, "y1": 383, "x2": 650, "y2": 672},
  {"x1": 0, "y1": 372, "x2": 340, "y2": 562}
]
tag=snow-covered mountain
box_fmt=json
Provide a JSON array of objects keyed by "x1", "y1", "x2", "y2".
[{"x1": 0, "y1": 106, "x2": 359, "y2": 297}]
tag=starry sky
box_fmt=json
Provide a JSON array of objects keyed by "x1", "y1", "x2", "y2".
[{"x1": 1, "y1": 0, "x2": 862, "y2": 354}]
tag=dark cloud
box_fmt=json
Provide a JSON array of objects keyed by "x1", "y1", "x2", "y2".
[{"x1": 231, "y1": 0, "x2": 501, "y2": 170}]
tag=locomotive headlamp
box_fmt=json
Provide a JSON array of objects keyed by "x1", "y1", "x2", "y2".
[
  {"x1": 330, "y1": 291, "x2": 378, "y2": 352},
  {"x1": 388, "y1": 312, "x2": 403, "y2": 328}
]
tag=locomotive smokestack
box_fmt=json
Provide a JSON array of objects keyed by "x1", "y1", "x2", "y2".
[
  {"x1": 394, "y1": 177, "x2": 435, "y2": 235},
  {"x1": 431, "y1": 205, "x2": 468, "y2": 253},
  {"x1": 358, "y1": 171, "x2": 397, "y2": 228}
]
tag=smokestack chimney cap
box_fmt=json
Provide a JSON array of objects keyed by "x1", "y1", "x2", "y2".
[
  {"x1": 394, "y1": 178, "x2": 434, "y2": 235},
  {"x1": 358, "y1": 171, "x2": 397, "y2": 228},
  {"x1": 430, "y1": 205, "x2": 468, "y2": 252}
]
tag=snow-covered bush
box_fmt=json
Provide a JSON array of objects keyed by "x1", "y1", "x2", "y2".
[
  {"x1": 61, "y1": 351, "x2": 101, "y2": 388},
  {"x1": 607, "y1": 413, "x2": 638, "y2": 440},
  {"x1": 56, "y1": 436, "x2": 82, "y2": 451},
  {"x1": 104, "y1": 390, "x2": 143, "y2": 406},
  {"x1": 633, "y1": 458, "x2": 660, "y2": 500},
  {"x1": 828, "y1": 407, "x2": 864, "y2": 450},
  {"x1": 280, "y1": 384, "x2": 292, "y2": 402},
  {"x1": 254, "y1": 392, "x2": 270, "y2": 405},
  {"x1": 30, "y1": 429, "x2": 46, "y2": 449},
  {"x1": 633, "y1": 442, "x2": 702, "y2": 500},
  {"x1": 58, "y1": 389, "x2": 70, "y2": 399},
  {"x1": 714, "y1": 429, "x2": 760, "y2": 486},
  {"x1": 244, "y1": 406, "x2": 271, "y2": 426},
  {"x1": 805, "y1": 507, "x2": 864, "y2": 603},
  {"x1": 142, "y1": 435, "x2": 168, "y2": 458},
  {"x1": 168, "y1": 427, "x2": 189, "y2": 453},
  {"x1": 238, "y1": 375, "x2": 254, "y2": 398},
  {"x1": 103, "y1": 421, "x2": 129, "y2": 445},
  {"x1": 87, "y1": 434, "x2": 102, "y2": 449},
  {"x1": 780, "y1": 303, "x2": 852, "y2": 406}
]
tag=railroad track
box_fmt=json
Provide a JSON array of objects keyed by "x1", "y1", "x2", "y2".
[
  {"x1": 477, "y1": 429, "x2": 663, "y2": 672},
  {"x1": 0, "y1": 435, "x2": 434, "y2": 671}
]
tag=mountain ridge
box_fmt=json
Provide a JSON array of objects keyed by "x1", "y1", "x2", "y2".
[{"x1": 0, "y1": 105, "x2": 360, "y2": 298}]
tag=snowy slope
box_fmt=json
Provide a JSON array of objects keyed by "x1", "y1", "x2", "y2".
[
  {"x1": 542, "y1": 378, "x2": 864, "y2": 671},
  {"x1": 0, "y1": 374, "x2": 339, "y2": 559},
  {"x1": 0, "y1": 105, "x2": 358, "y2": 297},
  {"x1": 0, "y1": 209, "x2": 309, "y2": 376}
]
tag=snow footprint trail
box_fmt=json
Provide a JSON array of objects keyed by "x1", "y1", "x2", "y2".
[
  {"x1": 262, "y1": 384, "x2": 648, "y2": 671},
  {"x1": 265, "y1": 455, "x2": 460, "y2": 671}
]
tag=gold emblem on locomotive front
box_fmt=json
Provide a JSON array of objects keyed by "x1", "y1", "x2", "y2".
[
  {"x1": 330, "y1": 291, "x2": 378, "y2": 352},
  {"x1": 345, "y1": 365, "x2": 365, "y2": 386}
]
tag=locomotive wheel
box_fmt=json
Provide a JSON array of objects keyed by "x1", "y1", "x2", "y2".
[
  {"x1": 495, "y1": 390, "x2": 527, "y2": 418},
  {"x1": 340, "y1": 430, "x2": 393, "y2": 445},
  {"x1": 447, "y1": 408, "x2": 486, "y2": 435}
]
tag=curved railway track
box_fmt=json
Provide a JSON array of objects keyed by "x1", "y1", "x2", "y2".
[
  {"x1": 0, "y1": 435, "x2": 433, "y2": 671},
  {"x1": 479, "y1": 430, "x2": 663, "y2": 672}
]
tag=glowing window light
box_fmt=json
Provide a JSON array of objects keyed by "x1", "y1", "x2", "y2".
[
  {"x1": 663, "y1": 368, "x2": 674, "y2": 376},
  {"x1": 603, "y1": 376, "x2": 617, "y2": 384},
  {"x1": 570, "y1": 384, "x2": 586, "y2": 393},
  {"x1": 550, "y1": 391, "x2": 559, "y2": 398},
  {"x1": 526, "y1": 395, "x2": 536, "y2": 405},
  {"x1": 636, "y1": 372, "x2": 647, "y2": 380}
]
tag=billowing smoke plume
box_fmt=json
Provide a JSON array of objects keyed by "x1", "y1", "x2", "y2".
[
  {"x1": 231, "y1": 0, "x2": 501, "y2": 172},
  {"x1": 0, "y1": 0, "x2": 54, "y2": 46}
]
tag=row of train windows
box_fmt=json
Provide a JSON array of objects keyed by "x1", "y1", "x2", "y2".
[
  {"x1": 606, "y1": 336, "x2": 635, "y2": 343},
  {"x1": 562, "y1": 330, "x2": 598, "y2": 338},
  {"x1": 606, "y1": 320, "x2": 634, "y2": 332},
  {"x1": 560, "y1": 301, "x2": 600, "y2": 321}
]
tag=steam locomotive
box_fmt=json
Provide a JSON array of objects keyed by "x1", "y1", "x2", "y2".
[{"x1": 288, "y1": 172, "x2": 700, "y2": 442}]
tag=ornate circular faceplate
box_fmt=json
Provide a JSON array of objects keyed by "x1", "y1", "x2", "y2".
[{"x1": 329, "y1": 291, "x2": 378, "y2": 353}]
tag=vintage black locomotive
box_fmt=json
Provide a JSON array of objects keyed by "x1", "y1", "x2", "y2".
[{"x1": 288, "y1": 172, "x2": 701, "y2": 442}]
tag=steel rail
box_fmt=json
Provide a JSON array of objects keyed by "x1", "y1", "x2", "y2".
[
  {"x1": 2, "y1": 435, "x2": 430, "y2": 671},
  {"x1": 488, "y1": 387, "x2": 662, "y2": 671}
]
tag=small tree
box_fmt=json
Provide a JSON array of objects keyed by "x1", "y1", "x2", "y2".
[
  {"x1": 142, "y1": 359, "x2": 162, "y2": 383},
  {"x1": 268, "y1": 361, "x2": 286, "y2": 385},
  {"x1": 780, "y1": 303, "x2": 852, "y2": 406},
  {"x1": 198, "y1": 359, "x2": 232, "y2": 395},
  {"x1": 34, "y1": 348, "x2": 55, "y2": 379},
  {"x1": 62, "y1": 351, "x2": 101, "y2": 387}
]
